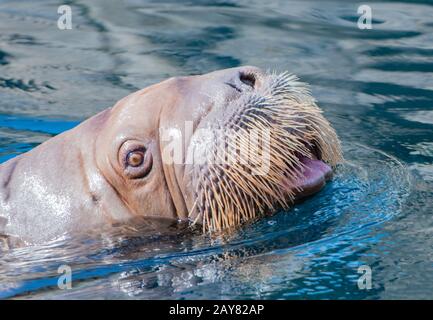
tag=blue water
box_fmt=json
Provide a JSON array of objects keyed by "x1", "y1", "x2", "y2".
[{"x1": 0, "y1": 0, "x2": 432, "y2": 299}]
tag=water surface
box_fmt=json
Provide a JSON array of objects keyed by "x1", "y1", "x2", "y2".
[{"x1": 0, "y1": 0, "x2": 432, "y2": 299}]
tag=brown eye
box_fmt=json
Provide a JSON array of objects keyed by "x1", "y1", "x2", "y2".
[
  {"x1": 118, "y1": 140, "x2": 153, "y2": 179},
  {"x1": 127, "y1": 151, "x2": 144, "y2": 167}
]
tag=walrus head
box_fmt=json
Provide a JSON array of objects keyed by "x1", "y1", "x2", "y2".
[
  {"x1": 0, "y1": 66, "x2": 342, "y2": 244},
  {"x1": 95, "y1": 66, "x2": 342, "y2": 233}
]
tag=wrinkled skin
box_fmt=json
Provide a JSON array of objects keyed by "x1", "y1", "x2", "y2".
[{"x1": 0, "y1": 66, "x2": 338, "y2": 245}]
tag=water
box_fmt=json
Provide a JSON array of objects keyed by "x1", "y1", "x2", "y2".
[{"x1": 0, "y1": 0, "x2": 432, "y2": 299}]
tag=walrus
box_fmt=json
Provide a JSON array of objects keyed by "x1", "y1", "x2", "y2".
[{"x1": 0, "y1": 66, "x2": 342, "y2": 246}]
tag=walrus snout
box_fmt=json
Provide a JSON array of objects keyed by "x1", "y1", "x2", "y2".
[{"x1": 182, "y1": 68, "x2": 343, "y2": 232}]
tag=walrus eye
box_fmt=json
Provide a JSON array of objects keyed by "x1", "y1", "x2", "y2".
[
  {"x1": 127, "y1": 151, "x2": 144, "y2": 167},
  {"x1": 119, "y1": 141, "x2": 153, "y2": 179}
]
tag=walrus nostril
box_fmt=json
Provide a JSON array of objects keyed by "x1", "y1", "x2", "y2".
[{"x1": 239, "y1": 72, "x2": 256, "y2": 88}]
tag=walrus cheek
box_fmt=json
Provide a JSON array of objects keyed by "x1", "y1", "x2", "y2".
[{"x1": 120, "y1": 177, "x2": 178, "y2": 219}]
